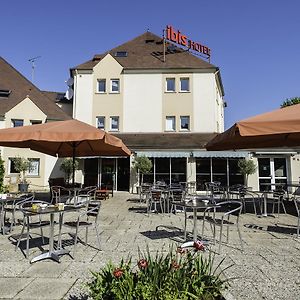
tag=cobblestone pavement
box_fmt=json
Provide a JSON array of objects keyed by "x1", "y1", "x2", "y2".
[{"x1": 0, "y1": 192, "x2": 300, "y2": 299}]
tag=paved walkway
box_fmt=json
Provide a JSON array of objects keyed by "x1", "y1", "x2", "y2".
[{"x1": 0, "y1": 192, "x2": 300, "y2": 299}]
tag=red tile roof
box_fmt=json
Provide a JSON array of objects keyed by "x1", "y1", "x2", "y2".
[
  {"x1": 73, "y1": 31, "x2": 217, "y2": 71},
  {"x1": 0, "y1": 57, "x2": 71, "y2": 120}
]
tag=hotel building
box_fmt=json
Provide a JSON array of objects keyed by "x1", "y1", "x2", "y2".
[
  {"x1": 70, "y1": 31, "x2": 252, "y2": 192},
  {"x1": 1, "y1": 30, "x2": 299, "y2": 193}
]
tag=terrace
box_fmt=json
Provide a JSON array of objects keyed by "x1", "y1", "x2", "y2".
[{"x1": 0, "y1": 191, "x2": 299, "y2": 299}]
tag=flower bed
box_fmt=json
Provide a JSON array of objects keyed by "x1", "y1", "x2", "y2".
[{"x1": 87, "y1": 241, "x2": 229, "y2": 300}]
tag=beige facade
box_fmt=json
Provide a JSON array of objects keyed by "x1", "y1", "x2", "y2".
[{"x1": 1, "y1": 97, "x2": 60, "y2": 191}]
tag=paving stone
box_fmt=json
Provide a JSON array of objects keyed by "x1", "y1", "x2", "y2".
[
  {"x1": 0, "y1": 277, "x2": 32, "y2": 299},
  {"x1": 15, "y1": 278, "x2": 75, "y2": 299},
  {"x1": 0, "y1": 191, "x2": 299, "y2": 299}
]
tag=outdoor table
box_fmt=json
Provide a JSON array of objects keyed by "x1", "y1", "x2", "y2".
[
  {"x1": 65, "y1": 187, "x2": 83, "y2": 205},
  {"x1": 21, "y1": 204, "x2": 83, "y2": 263},
  {"x1": 251, "y1": 190, "x2": 274, "y2": 217},
  {"x1": 175, "y1": 196, "x2": 218, "y2": 241}
]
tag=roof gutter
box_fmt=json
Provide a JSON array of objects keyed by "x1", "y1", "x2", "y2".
[{"x1": 215, "y1": 68, "x2": 225, "y2": 96}]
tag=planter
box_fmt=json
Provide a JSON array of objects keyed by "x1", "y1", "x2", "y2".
[{"x1": 18, "y1": 183, "x2": 29, "y2": 192}]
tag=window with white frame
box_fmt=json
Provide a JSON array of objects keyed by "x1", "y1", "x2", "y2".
[
  {"x1": 110, "y1": 116, "x2": 119, "y2": 131},
  {"x1": 27, "y1": 158, "x2": 40, "y2": 176},
  {"x1": 166, "y1": 78, "x2": 175, "y2": 92},
  {"x1": 180, "y1": 78, "x2": 190, "y2": 92},
  {"x1": 11, "y1": 119, "x2": 23, "y2": 127},
  {"x1": 180, "y1": 116, "x2": 190, "y2": 130},
  {"x1": 110, "y1": 79, "x2": 120, "y2": 93},
  {"x1": 96, "y1": 116, "x2": 105, "y2": 130},
  {"x1": 165, "y1": 116, "x2": 175, "y2": 131},
  {"x1": 97, "y1": 79, "x2": 106, "y2": 93}
]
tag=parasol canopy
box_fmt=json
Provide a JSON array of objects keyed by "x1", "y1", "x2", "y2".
[{"x1": 206, "y1": 104, "x2": 300, "y2": 151}]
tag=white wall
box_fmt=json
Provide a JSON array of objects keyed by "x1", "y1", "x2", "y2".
[
  {"x1": 73, "y1": 72, "x2": 93, "y2": 124},
  {"x1": 123, "y1": 73, "x2": 162, "y2": 132},
  {"x1": 193, "y1": 73, "x2": 216, "y2": 132}
]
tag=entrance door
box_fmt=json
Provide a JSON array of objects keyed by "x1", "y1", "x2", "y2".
[
  {"x1": 258, "y1": 157, "x2": 287, "y2": 190},
  {"x1": 84, "y1": 158, "x2": 98, "y2": 186},
  {"x1": 117, "y1": 158, "x2": 130, "y2": 191},
  {"x1": 101, "y1": 158, "x2": 116, "y2": 190}
]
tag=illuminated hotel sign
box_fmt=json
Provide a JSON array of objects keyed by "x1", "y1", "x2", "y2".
[{"x1": 165, "y1": 25, "x2": 211, "y2": 57}]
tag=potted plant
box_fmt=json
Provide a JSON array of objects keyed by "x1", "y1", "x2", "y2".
[
  {"x1": 238, "y1": 158, "x2": 257, "y2": 187},
  {"x1": 60, "y1": 158, "x2": 79, "y2": 185},
  {"x1": 133, "y1": 155, "x2": 152, "y2": 185},
  {"x1": 12, "y1": 157, "x2": 32, "y2": 192}
]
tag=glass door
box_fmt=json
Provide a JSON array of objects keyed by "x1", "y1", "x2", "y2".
[
  {"x1": 258, "y1": 157, "x2": 287, "y2": 190},
  {"x1": 101, "y1": 158, "x2": 116, "y2": 190}
]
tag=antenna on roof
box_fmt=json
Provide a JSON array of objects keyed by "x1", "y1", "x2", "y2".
[{"x1": 28, "y1": 56, "x2": 41, "y2": 82}]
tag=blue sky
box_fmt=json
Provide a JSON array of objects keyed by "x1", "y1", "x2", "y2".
[{"x1": 1, "y1": 0, "x2": 299, "y2": 128}]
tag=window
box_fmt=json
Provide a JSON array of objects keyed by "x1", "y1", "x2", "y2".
[
  {"x1": 30, "y1": 120, "x2": 42, "y2": 125},
  {"x1": 11, "y1": 119, "x2": 23, "y2": 127},
  {"x1": 165, "y1": 116, "x2": 175, "y2": 131},
  {"x1": 110, "y1": 79, "x2": 120, "y2": 93},
  {"x1": 180, "y1": 78, "x2": 190, "y2": 92},
  {"x1": 0, "y1": 89, "x2": 11, "y2": 97},
  {"x1": 97, "y1": 116, "x2": 105, "y2": 130},
  {"x1": 180, "y1": 116, "x2": 190, "y2": 130},
  {"x1": 166, "y1": 78, "x2": 175, "y2": 92},
  {"x1": 8, "y1": 158, "x2": 18, "y2": 174},
  {"x1": 97, "y1": 79, "x2": 106, "y2": 93},
  {"x1": 110, "y1": 116, "x2": 119, "y2": 131},
  {"x1": 114, "y1": 51, "x2": 128, "y2": 57},
  {"x1": 27, "y1": 159, "x2": 40, "y2": 176}
]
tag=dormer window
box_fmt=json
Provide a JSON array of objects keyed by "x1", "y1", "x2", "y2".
[
  {"x1": 114, "y1": 51, "x2": 128, "y2": 57},
  {"x1": 0, "y1": 89, "x2": 11, "y2": 97}
]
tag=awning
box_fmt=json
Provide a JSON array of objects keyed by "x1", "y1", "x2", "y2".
[{"x1": 135, "y1": 151, "x2": 249, "y2": 158}]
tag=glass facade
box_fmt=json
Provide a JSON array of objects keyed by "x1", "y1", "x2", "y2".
[
  {"x1": 143, "y1": 158, "x2": 186, "y2": 185},
  {"x1": 196, "y1": 158, "x2": 243, "y2": 190}
]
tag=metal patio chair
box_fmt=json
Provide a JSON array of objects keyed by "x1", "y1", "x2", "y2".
[
  {"x1": 14, "y1": 198, "x2": 50, "y2": 259},
  {"x1": 61, "y1": 201, "x2": 101, "y2": 256},
  {"x1": 202, "y1": 200, "x2": 243, "y2": 253},
  {"x1": 148, "y1": 189, "x2": 164, "y2": 213},
  {"x1": 293, "y1": 196, "x2": 300, "y2": 237}
]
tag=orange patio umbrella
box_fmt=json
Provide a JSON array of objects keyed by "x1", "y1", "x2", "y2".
[
  {"x1": 206, "y1": 104, "x2": 300, "y2": 150},
  {"x1": 0, "y1": 119, "x2": 131, "y2": 184}
]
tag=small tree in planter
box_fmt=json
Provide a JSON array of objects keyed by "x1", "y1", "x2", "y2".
[
  {"x1": 238, "y1": 159, "x2": 257, "y2": 187},
  {"x1": 60, "y1": 158, "x2": 79, "y2": 185},
  {"x1": 12, "y1": 157, "x2": 33, "y2": 192},
  {"x1": 133, "y1": 155, "x2": 152, "y2": 185}
]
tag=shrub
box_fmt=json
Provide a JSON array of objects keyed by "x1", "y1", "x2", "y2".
[{"x1": 87, "y1": 243, "x2": 229, "y2": 300}]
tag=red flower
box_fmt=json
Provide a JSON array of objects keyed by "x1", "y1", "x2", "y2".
[
  {"x1": 138, "y1": 259, "x2": 148, "y2": 269},
  {"x1": 176, "y1": 247, "x2": 188, "y2": 255},
  {"x1": 113, "y1": 268, "x2": 123, "y2": 278},
  {"x1": 193, "y1": 240, "x2": 205, "y2": 251},
  {"x1": 171, "y1": 260, "x2": 180, "y2": 270}
]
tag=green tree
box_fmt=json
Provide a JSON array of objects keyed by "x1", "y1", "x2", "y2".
[
  {"x1": 11, "y1": 157, "x2": 32, "y2": 183},
  {"x1": 60, "y1": 158, "x2": 79, "y2": 184},
  {"x1": 133, "y1": 156, "x2": 152, "y2": 184},
  {"x1": 238, "y1": 159, "x2": 257, "y2": 186},
  {"x1": 280, "y1": 97, "x2": 300, "y2": 108},
  {"x1": 0, "y1": 158, "x2": 5, "y2": 192}
]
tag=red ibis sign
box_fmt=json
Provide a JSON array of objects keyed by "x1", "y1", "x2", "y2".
[{"x1": 165, "y1": 25, "x2": 211, "y2": 57}]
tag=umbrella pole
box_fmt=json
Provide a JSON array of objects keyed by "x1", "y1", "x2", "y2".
[{"x1": 72, "y1": 143, "x2": 75, "y2": 187}]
